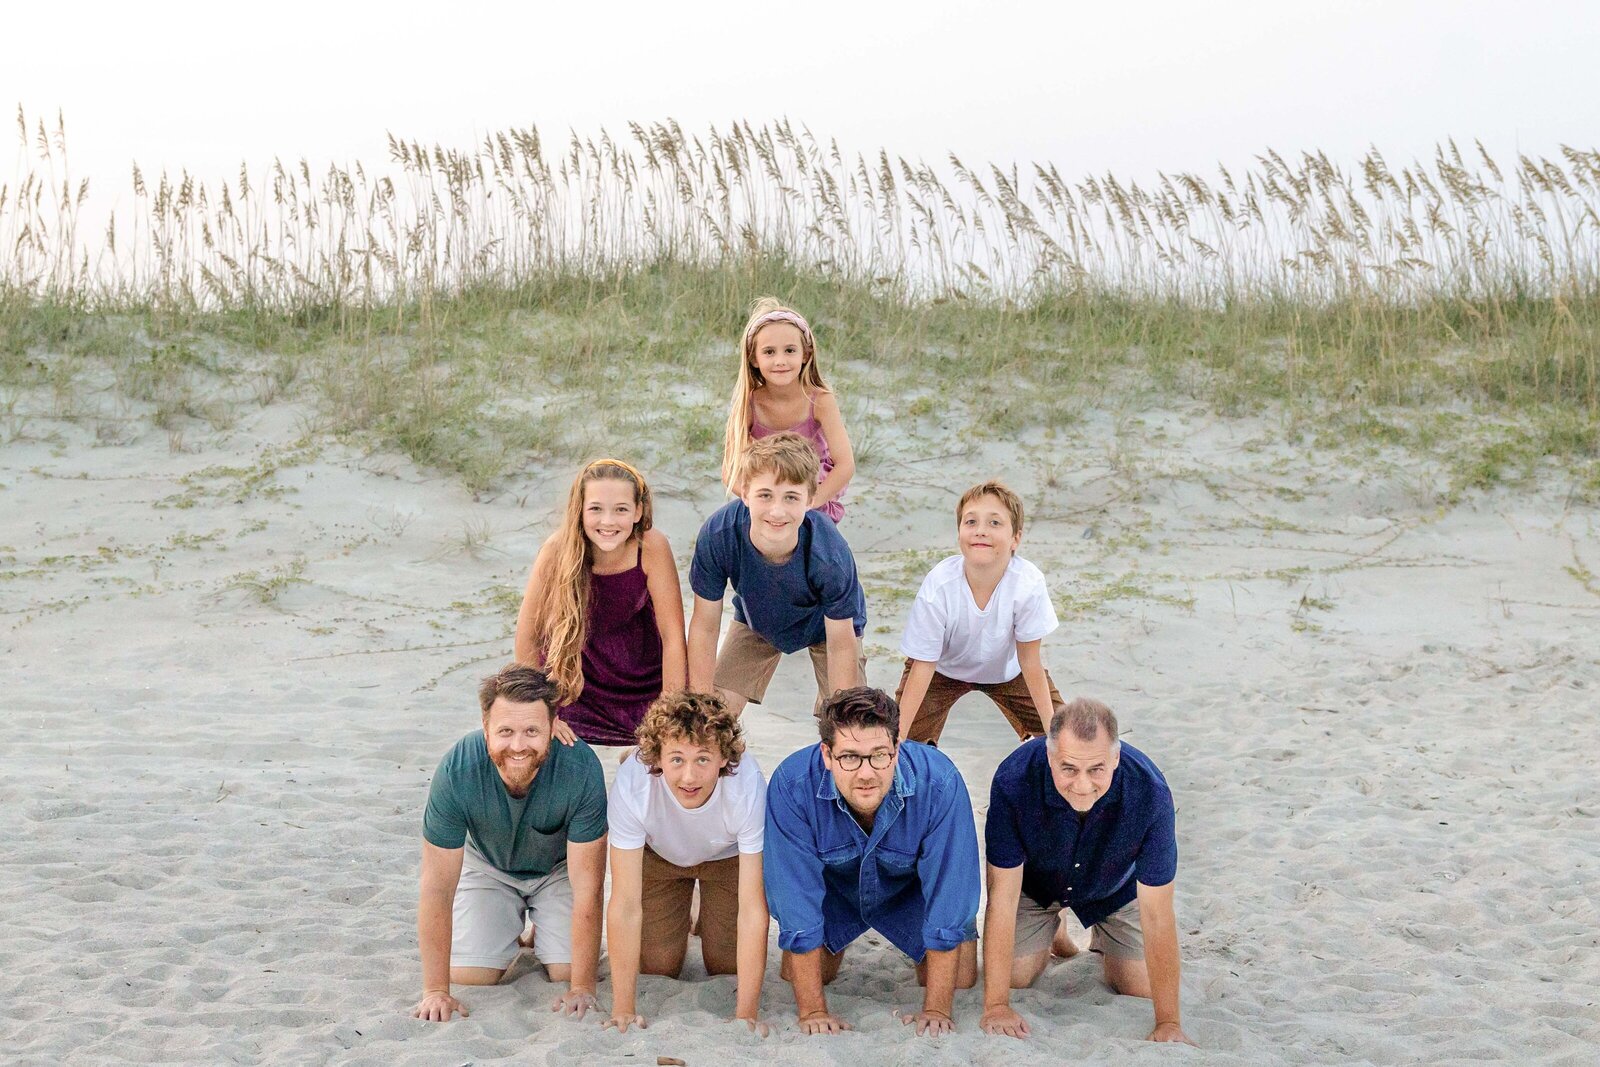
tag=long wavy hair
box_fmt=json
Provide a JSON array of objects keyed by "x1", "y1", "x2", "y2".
[
  {"x1": 720, "y1": 296, "x2": 829, "y2": 491},
  {"x1": 527, "y1": 459, "x2": 653, "y2": 705}
]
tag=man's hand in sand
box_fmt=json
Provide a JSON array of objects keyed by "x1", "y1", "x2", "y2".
[
  {"x1": 898, "y1": 1006, "x2": 955, "y2": 1037},
  {"x1": 601, "y1": 1011, "x2": 646, "y2": 1033},
  {"x1": 980, "y1": 1004, "x2": 1030, "y2": 1039},
  {"x1": 798, "y1": 1009, "x2": 852, "y2": 1035},
  {"x1": 732, "y1": 1014, "x2": 773, "y2": 1038},
  {"x1": 551, "y1": 988, "x2": 598, "y2": 1019},
  {"x1": 411, "y1": 990, "x2": 469, "y2": 1022},
  {"x1": 1149, "y1": 1021, "x2": 1197, "y2": 1045}
]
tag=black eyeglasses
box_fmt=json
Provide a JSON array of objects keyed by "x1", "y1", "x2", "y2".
[{"x1": 833, "y1": 750, "x2": 894, "y2": 771}]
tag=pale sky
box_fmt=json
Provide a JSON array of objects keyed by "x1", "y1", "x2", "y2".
[{"x1": 5, "y1": 0, "x2": 1597, "y2": 193}]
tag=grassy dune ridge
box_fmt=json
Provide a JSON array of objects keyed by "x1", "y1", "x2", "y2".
[{"x1": 2, "y1": 110, "x2": 1597, "y2": 496}]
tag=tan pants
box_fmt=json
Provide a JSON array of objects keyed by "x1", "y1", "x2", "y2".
[
  {"x1": 893, "y1": 658, "x2": 1063, "y2": 744},
  {"x1": 640, "y1": 847, "x2": 743, "y2": 975},
  {"x1": 713, "y1": 619, "x2": 867, "y2": 715}
]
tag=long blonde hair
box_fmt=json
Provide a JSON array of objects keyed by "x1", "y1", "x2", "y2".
[
  {"x1": 720, "y1": 296, "x2": 830, "y2": 491},
  {"x1": 527, "y1": 459, "x2": 653, "y2": 704}
]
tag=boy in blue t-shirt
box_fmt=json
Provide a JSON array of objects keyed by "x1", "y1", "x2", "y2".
[{"x1": 688, "y1": 432, "x2": 867, "y2": 717}]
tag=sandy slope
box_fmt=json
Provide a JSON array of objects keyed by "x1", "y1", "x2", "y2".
[{"x1": 2, "y1": 391, "x2": 1597, "y2": 1066}]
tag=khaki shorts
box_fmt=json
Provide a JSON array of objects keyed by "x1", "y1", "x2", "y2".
[
  {"x1": 894, "y1": 658, "x2": 1063, "y2": 744},
  {"x1": 640, "y1": 847, "x2": 743, "y2": 974},
  {"x1": 451, "y1": 842, "x2": 574, "y2": 969},
  {"x1": 1013, "y1": 896, "x2": 1144, "y2": 961},
  {"x1": 713, "y1": 619, "x2": 867, "y2": 715}
]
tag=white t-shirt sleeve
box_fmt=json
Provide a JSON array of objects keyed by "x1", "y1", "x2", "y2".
[
  {"x1": 899, "y1": 572, "x2": 949, "y2": 662},
  {"x1": 1012, "y1": 567, "x2": 1059, "y2": 644},
  {"x1": 735, "y1": 755, "x2": 766, "y2": 854},
  {"x1": 605, "y1": 757, "x2": 649, "y2": 851}
]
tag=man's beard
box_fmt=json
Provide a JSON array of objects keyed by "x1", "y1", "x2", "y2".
[{"x1": 490, "y1": 748, "x2": 546, "y2": 796}]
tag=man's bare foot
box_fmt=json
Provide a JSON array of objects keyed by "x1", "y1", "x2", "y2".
[
  {"x1": 518, "y1": 924, "x2": 537, "y2": 949},
  {"x1": 1050, "y1": 925, "x2": 1080, "y2": 959}
]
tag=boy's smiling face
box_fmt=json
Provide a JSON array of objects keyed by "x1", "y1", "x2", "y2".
[
  {"x1": 742, "y1": 470, "x2": 809, "y2": 561},
  {"x1": 958, "y1": 492, "x2": 1021, "y2": 566}
]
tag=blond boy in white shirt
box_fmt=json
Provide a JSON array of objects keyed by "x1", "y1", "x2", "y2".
[{"x1": 896, "y1": 481, "x2": 1063, "y2": 744}]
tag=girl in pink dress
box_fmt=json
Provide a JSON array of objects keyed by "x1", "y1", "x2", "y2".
[{"x1": 719, "y1": 298, "x2": 856, "y2": 523}]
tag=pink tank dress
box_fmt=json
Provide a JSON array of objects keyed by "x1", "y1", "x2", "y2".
[{"x1": 750, "y1": 392, "x2": 846, "y2": 523}]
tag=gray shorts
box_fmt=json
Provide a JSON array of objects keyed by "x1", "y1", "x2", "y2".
[
  {"x1": 451, "y1": 841, "x2": 574, "y2": 969},
  {"x1": 1014, "y1": 896, "x2": 1144, "y2": 961}
]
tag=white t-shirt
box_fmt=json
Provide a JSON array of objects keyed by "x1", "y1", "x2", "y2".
[
  {"x1": 899, "y1": 554, "x2": 1059, "y2": 683},
  {"x1": 606, "y1": 749, "x2": 766, "y2": 868}
]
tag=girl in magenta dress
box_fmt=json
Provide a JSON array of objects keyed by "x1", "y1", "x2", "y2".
[{"x1": 513, "y1": 459, "x2": 687, "y2": 746}]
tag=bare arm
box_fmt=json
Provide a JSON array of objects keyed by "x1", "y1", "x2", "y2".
[
  {"x1": 512, "y1": 537, "x2": 559, "y2": 666},
  {"x1": 916, "y1": 946, "x2": 960, "y2": 1033},
  {"x1": 980, "y1": 863, "x2": 1030, "y2": 1038},
  {"x1": 559, "y1": 835, "x2": 608, "y2": 1012},
  {"x1": 1015, "y1": 640, "x2": 1056, "y2": 735},
  {"x1": 823, "y1": 614, "x2": 859, "y2": 697},
  {"x1": 687, "y1": 595, "x2": 723, "y2": 693},
  {"x1": 1137, "y1": 880, "x2": 1195, "y2": 1045},
  {"x1": 734, "y1": 851, "x2": 770, "y2": 1028},
  {"x1": 809, "y1": 389, "x2": 855, "y2": 508},
  {"x1": 413, "y1": 841, "x2": 467, "y2": 1022},
  {"x1": 897, "y1": 659, "x2": 937, "y2": 743},
  {"x1": 603, "y1": 845, "x2": 646, "y2": 1031},
  {"x1": 641, "y1": 530, "x2": 688, "y2": 694},
  {"x1": 788, "y1": 947, "x2": 846, "y2": 1033}
]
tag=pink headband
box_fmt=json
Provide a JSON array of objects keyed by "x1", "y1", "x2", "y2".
[{"x1": 744, "y1": 310, "x2": 813, "y2": 347}]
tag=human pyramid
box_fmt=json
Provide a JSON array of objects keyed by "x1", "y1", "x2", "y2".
[{"x1": 411, "y1": 299, "x2": 1195, "y2": 1045}]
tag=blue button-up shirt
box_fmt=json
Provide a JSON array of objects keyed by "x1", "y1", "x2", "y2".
[
  {"x1": 764, "y1": 741, "x2": 980, "y2": 961},
  {"x1": 985, "y1": 738, "x2": 1177, "y2": 927}
]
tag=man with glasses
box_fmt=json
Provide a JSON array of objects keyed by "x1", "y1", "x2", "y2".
[{"x1": 763, "y1": 686, "x2": 981, "y2": 1036}]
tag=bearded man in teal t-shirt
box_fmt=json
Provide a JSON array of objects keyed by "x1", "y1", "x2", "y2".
[{"x1": 411, "y1": 664, "x2": 607, "y2": 1023}]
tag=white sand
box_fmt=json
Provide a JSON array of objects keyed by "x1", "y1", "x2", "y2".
[{"x1": 3, "y1": 392, "x2": 1598, "y2": 1066}]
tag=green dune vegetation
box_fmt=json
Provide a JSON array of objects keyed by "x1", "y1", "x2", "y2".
[{"x1": 3, "y1": 109, "x2": 1597, "y2": 496}]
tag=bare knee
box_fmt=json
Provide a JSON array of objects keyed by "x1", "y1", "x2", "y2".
[
  {"x1": 716, "y1": 688, "x2": 749, "y2": 718},
  {"x1": 1010, "y1": 948, "x2": 1050, "y2": 989},
  {"x1": 1102, "y1": 954, "x2": 1151, "y2": 998},
  {"x1": 450, "y1": 966, "x2": 506, "y2": 986},
  {"x1": 542, "y1": 962, "x2": 572, "y2": 983}
]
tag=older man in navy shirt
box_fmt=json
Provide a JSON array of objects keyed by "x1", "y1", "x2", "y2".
[
  {"x1": 765, "y1": 687, "x2": 981, "y2": 1036},
  {"x1": 980, "y1": 697, "x2": 1195, "y2": 1045}
]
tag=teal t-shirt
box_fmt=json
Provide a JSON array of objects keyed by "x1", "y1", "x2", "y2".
[{"x1": 422, "y1": 732, "x2": 607, "y2": 879}]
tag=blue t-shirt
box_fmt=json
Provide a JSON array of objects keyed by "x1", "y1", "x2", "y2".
[
  {"x1": 764, "y1": 741, "x2": 980, "y2": 961},
  {"x1": 422, "y1": 731, "x2": 607, "y2": 880},
  {"x1": 689, "y1": 499, "x2": 866, "y2": 653},
  {"x1": 985, "y1": 738, "x2": 1177, "y2": 927}
]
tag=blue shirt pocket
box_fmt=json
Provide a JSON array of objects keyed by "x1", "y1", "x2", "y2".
[{"x1": 877, "y1": 846, "x2": 917, "y2": 875}]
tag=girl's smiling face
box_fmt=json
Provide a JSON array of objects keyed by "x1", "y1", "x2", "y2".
[
  {"x1": 750, "y1": 322, "x2": 807, "y2": 386},
  {"x1": 581, "y1": 477, "x2": 641, "y2": 556}
]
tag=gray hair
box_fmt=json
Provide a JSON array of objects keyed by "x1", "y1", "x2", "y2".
[{"x1": 1047, "y1": 697, "x2": 1120, "y2": 753}]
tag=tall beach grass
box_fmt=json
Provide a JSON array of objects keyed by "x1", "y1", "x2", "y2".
[{"x1": 2, "y1": 108, "x2": 1596, "y2": 492}]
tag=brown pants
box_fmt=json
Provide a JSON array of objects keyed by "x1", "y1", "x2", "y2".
[
  {"x1": 639, "y1": 847, "x2": 742, "y2": 976},
  {"x1": 894, "y1": 658, "x2": 1064, "y2": 744}
]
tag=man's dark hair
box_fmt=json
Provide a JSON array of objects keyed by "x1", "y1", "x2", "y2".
[
  {"x1": 478, "y1": 663, "x2": 559, "y2": 721},
  {"x1": 818, "y1": 686, "x2": 901, "y2": 747}
]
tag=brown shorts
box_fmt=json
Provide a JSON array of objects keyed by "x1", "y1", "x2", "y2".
[
  {"x1": 1014, "y1": 896, "x2": 1145, "y2": 961},
  {"x1": 713, "y1": 619, "x2": 867, "y2": 715},
  {"x1": 894, "y1": 658, "x2": 1063, "y2": 743},
  {"x1": 640, "y1": 847, "x2": 743, "y2": 974}
]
